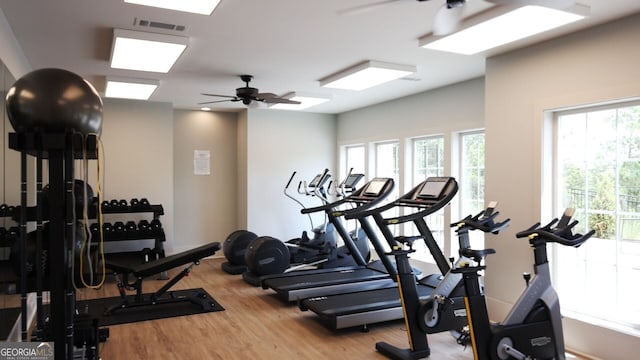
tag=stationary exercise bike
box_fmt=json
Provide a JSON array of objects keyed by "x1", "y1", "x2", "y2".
[
  {"x1": 454, "y1": 208, "x2": 594, "y2": 360},
  {"x1": 375, "y1": 202, "x2": 511, "y2": 360}
]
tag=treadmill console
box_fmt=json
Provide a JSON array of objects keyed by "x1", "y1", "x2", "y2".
[
  {"x1": 406, "y1": 177, "x2": 457, "y2": 206},
  {"x1": 362, "y1": 178, "x2": 391, "y2": 198},
  {"x1": 308, "y1": 173, "x2": 331, "y2": 189},
  {"x1": 342, "y1": 173, "x2": 364, "y2": 191}
]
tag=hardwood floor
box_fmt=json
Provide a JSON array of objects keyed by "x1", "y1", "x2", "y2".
[{"x1": 75, "y1": 257, "x2": 475, "y2": 359}]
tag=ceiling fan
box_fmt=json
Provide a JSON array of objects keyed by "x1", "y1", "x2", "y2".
[
  {"x1": 339, "y1": 0, "x2": 575, "y2": 36},
  {"x1": 199, "y1": 75, "x2": 301, "y2": 106}
]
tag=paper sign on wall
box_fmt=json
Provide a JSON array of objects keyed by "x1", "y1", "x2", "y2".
[{"x1": 194, "y1": 150, "x2": 210, "y2": 175}]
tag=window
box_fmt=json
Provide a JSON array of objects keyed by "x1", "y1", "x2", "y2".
[
  {"x1": 458, "y1": 131, "x2": 485, "y2": 251},
  {"x1": 375, "y1": 141, "x2": 399, "y2": 200},
  {"x1": 410, "y1": 136, "x2": 445, "y2": 261},
  {"x1": 345, "y1": 144, "x2": 365, "y2": 177},
  {"x1": 553, "y1": 100, "x2": 640, "y2": 331}
]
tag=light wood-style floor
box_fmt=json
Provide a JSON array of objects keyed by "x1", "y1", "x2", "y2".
[{"x1": 73, "y1": 257, "x2": 474, "y2": 359}]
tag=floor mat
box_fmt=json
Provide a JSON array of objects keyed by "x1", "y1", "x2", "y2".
[
  {"x1": 0, "y1": 307, "x2": 20, "y2": 340},
  {"x1": 77, "y1": 288, "x2": 224, "y2": 327}
]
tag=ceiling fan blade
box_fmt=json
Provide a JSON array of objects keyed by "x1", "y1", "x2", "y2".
[
  {"x1": 337, "y1": 0, "x2": 402, "y2": 15},
  {"x1": 432, "y1": 3, "x2": 464, "y2": 36},
  {"x1": 262, "y1": 98, "x2": 302, "y2": 105},
  {"x1": 256, "y1": 92, "x2": 278, "y2": 99},
  {"x1": 201, "y1": 93, "x2": 237, "y2": 99},
  {"x1": 197, "y1": 98, "x2": 240, "y2": 105}
]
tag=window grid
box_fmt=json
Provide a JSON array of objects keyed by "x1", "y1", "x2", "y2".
[{"x1": 554, "y1": 101, "x2": 640, "y2": 330}]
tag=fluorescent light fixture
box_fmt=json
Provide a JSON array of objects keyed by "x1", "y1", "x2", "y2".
[
  {"x1": 110, "y1": 29, "x2": 188, "y2": 73},
  {"x1": 105, "y1": 77, "x2": 159, "y2": 100},
  {"x1": 200, "y1": 107, "x2": 212, "y2": 111},
  {"x1": 269, "y1": 92, "x2": 331, "y2": 111},
  {"x1": 123, "y1": 0, "x2": 221, "y2": 15},
  {"x1": 320, "y1": 61, "x2": 416, "y2": 91},
  {"x1": 420, "y1": 4, "x2": 588, "y2": 55}
]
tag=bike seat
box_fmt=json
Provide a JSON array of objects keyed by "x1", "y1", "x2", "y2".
[
  {"x1": 461, "y1": 247, "x2": 496, "y2": 263},
  {"x1": 395, "y1": 235, "x2": 422, "y2": 247}
]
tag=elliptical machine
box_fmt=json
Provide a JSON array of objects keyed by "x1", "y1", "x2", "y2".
[
  {"x1": 453, "y1": 208, "x2": 594, "y2": 360},
  {"x1": 221, "y1": 169, "x2": 337, "y2": 275},
  {"x1": 242, "y1": 169, "x2": 368, "y2": 285}
]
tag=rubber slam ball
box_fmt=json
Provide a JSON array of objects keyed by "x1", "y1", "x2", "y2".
[{"x1": 5, "y1": 68, "x2": 103, "y2": 135}]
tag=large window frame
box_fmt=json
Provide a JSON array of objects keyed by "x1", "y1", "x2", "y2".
[{"x1": 551, "y1": 99, "x2": 640, "y2": 333}]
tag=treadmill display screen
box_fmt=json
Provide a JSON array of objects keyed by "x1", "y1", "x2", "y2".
[
  {"x1": 343, "y1": 174, "x2": 364, "y2": 189},
  {"x1": 363, "y1": 179, "x2": 387, "y2": 197},
  {"x1": 417, "y1": 180, "x2": 448, "y2": 199}
]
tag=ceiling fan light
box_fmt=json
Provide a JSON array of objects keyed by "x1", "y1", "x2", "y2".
[
  {"x1": 320, "y1": 61, "x2": 416, "y2": 91},
  {"x1": 123, "y1": 0, "x2": 221, "y2": 15},
  {"x1": 421, "y1": 4, "x2": 588, "y2": 55}
]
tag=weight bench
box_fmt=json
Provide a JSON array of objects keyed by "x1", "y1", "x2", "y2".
[{"x1": 103, "y1": 242, "x2": 221, "y2": 316}]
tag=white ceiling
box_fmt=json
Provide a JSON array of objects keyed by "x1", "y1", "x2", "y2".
[{"x1": 1, "y1": 0, "x2": 639, "y2": 114}]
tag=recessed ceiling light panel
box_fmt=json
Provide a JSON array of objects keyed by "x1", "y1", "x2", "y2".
[
  {"x1": 270, "y1": 93, "x2": 331, "y2": 111},
  {"x1": 320, "y1": 61, "x2": 416, "y2": 91},
  {"x1": 110, "y1": 29, "x2": 188, "y2": 73},
  {"x1": 420, "y1": 4, "x2": 588, "y2": 55},
  {"x1": 105, "y1": 77, "x2": 159, "y2": 100},
  {"x1": 124, "y1": 0, "x2": 221, "y2": 15}
]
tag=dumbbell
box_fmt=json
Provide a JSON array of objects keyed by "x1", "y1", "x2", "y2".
[
  {"x1": 109, "y1": 199, "x2": 119, "y2": 209},
  {"x1": 0, "y1": 203, "x2": 7, "y2": 216},
  {"x1": 0, "y1": 227, "x2": 7, "y2": 241},
  {"x1": 150, "y1": 219, "x2": 162, "y2": 231},
  {"x1": 102, "y1": 222, "x2": 114, "y2": 233},
  {"x1": 101, "y1": 200, "x2": 110, "y2": 211},
  {"x1": 89, "y1": 223, "x2": 100, "y2": 234},
  {"x1": 130, "y1": 198, "x2": 140, "y2": 209},
  {"x1": 113, "y1": 221, "x2": 125, "y2": 233},
  {"x1": 125, "y1": 221, "x2": 137, "y2": 232},
  {"x1": 138, "y1": 219, "x2": 150, "y2": 232},
  {"x1": 141, "y1": 247, "x2": 154, "y2": 263},
  {"x1": 139, "y1": 198, "x2": 151, "y2": 209},
  {"x1": 118, "y1": 199, "x2": 128, "y2": 209},
  {"x1": 8, "y1": 226, "x2": 20, "y2": 237}
]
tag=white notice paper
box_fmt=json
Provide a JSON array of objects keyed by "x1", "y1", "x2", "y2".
[{"x1": 194, "y1": 150, "x2": 211, "y2": 175}]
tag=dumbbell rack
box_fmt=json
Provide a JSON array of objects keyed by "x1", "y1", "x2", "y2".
[
  {"x1": 93, "y1": 201, "x2": 166, "y2": 274},
  {"x1": 0, "y1": 205, "x2": 18, "y2": 285}
]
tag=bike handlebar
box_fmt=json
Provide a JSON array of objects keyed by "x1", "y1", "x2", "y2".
[
  {"x1": 515, "y1": 209, "x2": 594, "y2": 247},
  {"x1": 452, "y1": 205, "x2": 511, "y2": 234}
]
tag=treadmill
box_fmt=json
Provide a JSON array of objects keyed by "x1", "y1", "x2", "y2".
[
  {"x1": 260, "y1": 177, "x2": 402, "y2": 302},
  {"x1": 298, "y1": 177, "x2": 458, "y2": 331}
]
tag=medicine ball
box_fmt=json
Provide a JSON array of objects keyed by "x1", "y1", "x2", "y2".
[
  {"x1": 5, "y1": 68, "x2": 103, "y2": 135},
  {"x1": 222, "y1": 230, "x2": 258, "y2": 266},
  {"x1": 244, "y1": 236, "x2": 290, "y2": 276}
]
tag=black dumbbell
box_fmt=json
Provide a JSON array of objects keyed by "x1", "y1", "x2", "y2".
[
  {"x1": 8, "y1": 226, "x2": 20, "y2": 237},
  {"x1": 102, "y1": 222, "x2": 113, "y2": 233},
  {"x1": 0, "y1": 203, "x2": 7, "y2": 216},
  {"x1": 101, "y1": 200, "x2": 110, "y2": 211},
  {"x1": 113, "y1": 221, "x2": 125, "y2": 233},
  {"x1": 0, "y1": 227, "x2": 7, "y2": 241},
  {"x1": 139, "y1": 198, "x2": 151, "y2": 209},
  {"x1": 130, "y1": 198, "x2": 140, "y2": 209},
  {"x1": 89, "y1": 223, "x2": 100, "y2": 234},
  {"x1": 125, "y1": 221, "x2": 137, "y2": 232},
  {"x1": 109, "y1": 199, "x2": 119, "y2": 209},
  {"x1": 118, "y1": 199, "x2": 128, "y2": 209},
  {"x1": 138, "y1": 219, "x2": 150, "y2": 232},
  {"x1": 150, "y1": 219, "x2": 162, "y2": 231}
]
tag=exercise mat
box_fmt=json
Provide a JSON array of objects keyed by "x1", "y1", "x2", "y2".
[{"x1": 77, "y1": 288, "x2": 224, "y2": 326}]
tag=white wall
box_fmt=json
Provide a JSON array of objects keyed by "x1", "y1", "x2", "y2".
[
  {"x1": 244, "y1": 109, "x2": 336, "y2": 241},
  {"x1": 173, "y1": 109, "x2": 238, "y2": 252},
  {"x1": 484, "y1": 13, "x2": 640, "y2": 359},
  {"x1": 98, "y1": 99, "x2": 175, "y2": 253}
]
